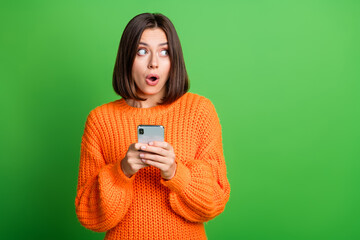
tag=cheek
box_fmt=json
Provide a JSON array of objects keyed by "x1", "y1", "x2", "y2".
[
  {"x1": 132, "y1": 60, "x2": 145, "y2": 77},
  {"x1": 163, "y1": 60, "x2": 171, "y2": 75}
]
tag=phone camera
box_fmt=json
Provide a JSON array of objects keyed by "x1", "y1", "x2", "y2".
[{"x1": 139, "y1": 128, "x2": 144, "y2": 135}]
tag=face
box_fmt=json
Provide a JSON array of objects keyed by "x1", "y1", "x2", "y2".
[{"x1": 132, "y1": 28, "x2": 171, "y2": 101}]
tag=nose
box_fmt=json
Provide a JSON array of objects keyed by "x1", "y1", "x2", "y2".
[{"x1": 148, "y1": 53, "x2": 159, "y2": 69}]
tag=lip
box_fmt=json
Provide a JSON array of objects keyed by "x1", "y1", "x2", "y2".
[
  {"x1": 146, "y1": 74, "x2": 160, "y2": 80},
  {"x1": 145, "y1": 74, "x2": 160, "y2": 86}
]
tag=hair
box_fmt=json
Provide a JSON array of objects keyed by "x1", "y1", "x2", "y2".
[{"x1": 112, "y1": 13, "x2": 189, "y2": 105}]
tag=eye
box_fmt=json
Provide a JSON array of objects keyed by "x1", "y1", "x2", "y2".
[
  {"x1": 137, "y1": 49, "x2": 147, "y2": 56},
  {"x1": 160, "y1": 50, "x2": 169, "y2": 56}
]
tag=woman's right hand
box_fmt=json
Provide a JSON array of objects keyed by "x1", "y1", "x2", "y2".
[{"x1": 121, "y1": 143, "x2": 148, "y2": 178}]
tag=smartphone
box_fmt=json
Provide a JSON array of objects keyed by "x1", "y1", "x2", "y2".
[{"x1": 137, "y1": 125, "x2": 165, "y2": 144}]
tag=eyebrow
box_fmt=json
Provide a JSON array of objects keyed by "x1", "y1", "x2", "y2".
[{"x1": 139, "y1": 42, "x2": 168, "y2": 46}]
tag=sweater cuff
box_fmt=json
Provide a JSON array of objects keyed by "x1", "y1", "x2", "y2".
[
  {"x1": 161, "y1": 160, "x2": 191, "y2": 193},
  {"x1": 110, "y1": 160, "x2": 136, "y2": 186}
]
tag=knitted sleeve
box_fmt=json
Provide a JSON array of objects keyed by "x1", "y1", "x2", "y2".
[
  {"x1": 75, "y1": 110, "x2": 135, "y2": 232},
  {"x1": 161, "y1": 99, "x2": 230, "y2": 223}
]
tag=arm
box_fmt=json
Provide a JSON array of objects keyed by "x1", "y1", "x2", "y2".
[
  {"x1": 161, "y1": 99, "x2": 231, "y2": 223},
  {"x1": 75, "y1": 111, "x2": 135, "y2": 232}
]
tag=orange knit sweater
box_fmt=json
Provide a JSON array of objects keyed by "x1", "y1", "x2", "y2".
[{"x1": 75, "y1": 92, "x2": 230, "y2": 239}]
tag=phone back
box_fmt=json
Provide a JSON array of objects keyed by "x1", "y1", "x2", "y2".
[{"x1": 137, "y1": 125, "x2": 165, "y2": 143}]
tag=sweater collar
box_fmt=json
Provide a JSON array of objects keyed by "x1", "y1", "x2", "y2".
[{"x1": 114, "y1": 92, "x2": 189, "y2": 116}]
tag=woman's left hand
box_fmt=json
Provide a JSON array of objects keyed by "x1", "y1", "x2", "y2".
[{"x1": 139, "y1": 141, "x2": 177, "y2": 180}]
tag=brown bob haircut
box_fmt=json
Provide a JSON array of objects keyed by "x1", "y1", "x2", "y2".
[{"x1": 113, "y1": 13, "x2": 189, "y2": 105}]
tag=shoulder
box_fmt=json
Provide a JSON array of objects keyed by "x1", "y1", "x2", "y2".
[
  {"x1": 180, "y1": 92, "x2": 215, "y2": 110},
  {"x1": 187, "y1": 92, "x2": 218, "y2": 112},
  {"x1": 92, "y1": 99, "x2": 119, "y2": 113},
  {"x1": 184, "y1": 93, "x2": 222, "y2": 142},
  {"x1": 180, "y1": 92, "x2": 220, "y2": 125},
  {"x1": 85, "y1": 99, "x2": 120, "y2": 124}
]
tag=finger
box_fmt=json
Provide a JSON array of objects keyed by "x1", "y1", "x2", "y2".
[
  {"x1": 138, "y1": 161, "x2": 149, "y2": 167},
  {"x1": 134, "y1": 143, "x2": 147, "y2": 151},
  {"x1": 140, "y1": 145, "x2": 167, "y2": 156},
  {"x1": 140, "y1": 152, "x2": 168, "y2": 163},
  {"x1": 148, "y1": 141, "x2": 172, "y2": 150},
  {"x1": 143, "y1": 159, "x2": 166, "y2": 170},
  {"x1": 127, "y1": 156, "x2": 148, "y2": 166}
]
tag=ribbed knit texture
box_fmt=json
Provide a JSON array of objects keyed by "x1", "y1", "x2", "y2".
[{"x1": 75, "y1": 92, "x2": 230, "y2": 240}]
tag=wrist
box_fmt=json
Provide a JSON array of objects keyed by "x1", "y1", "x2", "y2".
[
  {"x1": 121, "y1": 158, "x2": 133, "y2": 178},
  {"x1": 163, "y1": 162, "x2": 177, "y2": 180}
]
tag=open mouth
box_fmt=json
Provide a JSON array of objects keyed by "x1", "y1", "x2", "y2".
[
  {"x1": 146, "y1": 74, "x2": 160, "y2": 86},
  {"x1": 146, "y1": 74, "x2": 159, "y2": 81}
]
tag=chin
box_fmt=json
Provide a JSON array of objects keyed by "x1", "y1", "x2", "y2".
[
  {"x1": 137, "y1": 90, "x2": 160, "y2": 98},
  {"x1": 144, "y1": 88, "x2": 164, "y2": 95}
]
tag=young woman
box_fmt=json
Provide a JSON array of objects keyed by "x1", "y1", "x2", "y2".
[{"x1": 75, "y1": 13, "x2": 230, "y2": 240}]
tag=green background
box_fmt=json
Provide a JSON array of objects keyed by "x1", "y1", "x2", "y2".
[{"x1": 1, "y1": 0, "x2": 359, "y2": 239}]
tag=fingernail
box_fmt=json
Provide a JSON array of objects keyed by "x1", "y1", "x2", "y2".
[
  {"x1": 149, "y1": 142, "x2": 153, "y2": 146},
  {"x1": 141, "y1": 159, "x2": 145, "y2": 163},
  {"x1": 140, "y1": 153, "x2": 144, "y2": 158},
  {"x1": 141, "y1": 146, "x2": 146, "y2": 150}
]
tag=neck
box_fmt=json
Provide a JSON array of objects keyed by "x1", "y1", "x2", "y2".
[{"x1": 126, "y1": 95, "x2": 163, "y2": 108}]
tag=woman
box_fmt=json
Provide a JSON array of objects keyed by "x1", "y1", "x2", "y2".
[{"x1": 75, "y1": 13, "x2": 230, "y2": 240}]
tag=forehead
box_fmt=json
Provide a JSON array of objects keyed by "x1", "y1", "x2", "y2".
[{"x1": 140, "y1": 28, "x2": 168, "y2": 43}]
